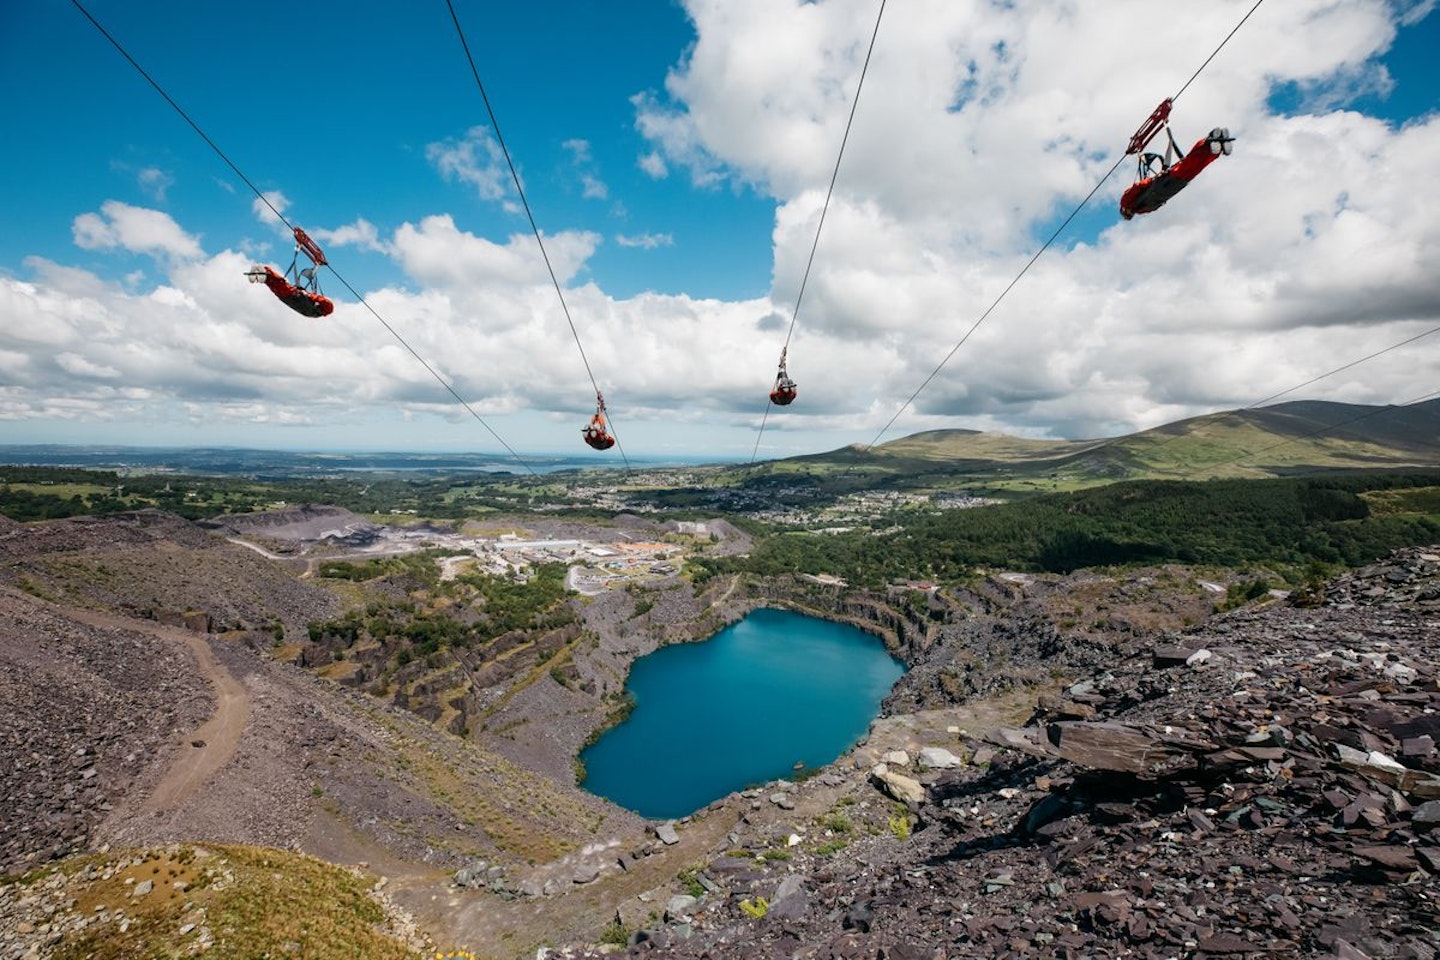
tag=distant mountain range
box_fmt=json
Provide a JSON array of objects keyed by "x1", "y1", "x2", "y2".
[
  {"x1": 783, "y1": 399, "x2": 1440, "y2": 490},
  {"x1": 3, "y1": 400, "x2": 1437, "y2": 487}
]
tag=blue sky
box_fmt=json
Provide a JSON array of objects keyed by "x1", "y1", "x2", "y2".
[{"x1": 2, "y1": 0, "x2": 1438, "y2": 464}]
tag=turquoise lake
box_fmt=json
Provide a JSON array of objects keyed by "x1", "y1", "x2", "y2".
[{"x1": 579, "y1": 607, "x2": 906, "y2": 820}]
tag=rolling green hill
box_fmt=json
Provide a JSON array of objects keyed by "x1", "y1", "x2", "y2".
[{"x1": 754, "y1": 399, "x2": 1440, "y2": 497}]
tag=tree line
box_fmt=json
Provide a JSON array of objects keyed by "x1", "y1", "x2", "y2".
[{"x1": 690, "y1": 474, "x2": 1440, "y2": 588}]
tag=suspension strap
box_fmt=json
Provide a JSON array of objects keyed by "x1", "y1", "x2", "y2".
[{"x1": 1164, "y1": 125, "x2": 1185, "y2": 164}]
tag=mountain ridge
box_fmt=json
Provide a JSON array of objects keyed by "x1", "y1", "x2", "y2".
[{"x1": 781, "y1": 399, "x2": 1440, "y2": 490}]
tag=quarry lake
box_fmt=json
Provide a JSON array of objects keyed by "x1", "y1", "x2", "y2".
[{"x1": 579, "y1": 607, "x2": 906, "y2": 819}]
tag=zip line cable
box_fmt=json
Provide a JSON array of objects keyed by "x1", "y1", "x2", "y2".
[
  {"x1": 1247, "y1": 323, "x2": 1440, "y2": 410},
  {"x1": 855, "y1": 0, "x2": 1267, "y2": 459},
  {"x1": 750, "y1": 0, "x2": 888, "y2": 465},
  {"x1": 69, "y1": 0, "x2": 541, "y2": 479},
  {"x1": 444, "y1": 0, "x2": 630, "y2": 473},
  {"x1": 859, "y1": 154, "x2": 1128, "y2": 456}
]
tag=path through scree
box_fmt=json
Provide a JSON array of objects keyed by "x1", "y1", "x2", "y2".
[{"x1": 60, "y1": 601, "x2": 252, "y2": 811}]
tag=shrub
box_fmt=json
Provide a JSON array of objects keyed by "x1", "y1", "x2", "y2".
[
  {"x1": 598, "y1": 916, "x2": 631, "y2": 946},
  {"x1": 677, "y1": 866, "x2": 705, "y2": 898}
]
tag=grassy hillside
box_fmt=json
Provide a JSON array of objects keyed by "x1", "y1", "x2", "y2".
[
  {"x1": 766, "y1": 399, "x2": 1440, "y2": 496},
  {"x1": 4, "y1": 400, "x2": 1438, "y2": 521},
  {"x1": 2, "y1": 844, "x2": 425, "y2": 960}
]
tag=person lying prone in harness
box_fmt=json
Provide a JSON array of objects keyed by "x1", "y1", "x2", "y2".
[{"x1": 1120, "y1": 125, "x2": 1234, "y2": 220}]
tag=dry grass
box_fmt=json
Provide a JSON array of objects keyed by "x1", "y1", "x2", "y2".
[
  {"x1": 318, "y1": 658, "x2": 365, "y2": 682},
  {"x1": 399, "y1": 746, "x2": 585, "y2": 863},
  {"x1": 27, "y1": 844, "x2": 425, "y2": 960}
]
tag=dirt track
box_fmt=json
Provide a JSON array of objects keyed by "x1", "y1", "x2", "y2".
[{"x1": 58, "y1": 603, "x2": 252, "y2": 811}]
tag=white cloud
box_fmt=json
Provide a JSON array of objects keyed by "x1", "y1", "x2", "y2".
[
  {"x1": 615, "y1": 232, "x2": 674, "y2": 250},
  {"x1": 72, "y1": 200, "x2": 204, "y2": 262},
  {"x1": 1399, "y1": 0, "x2": 1437, "y2": 26},
  {"x1": 580, "y1": 174, "x2": 608, "y2": 201},
  {"x1": 632, "y1": 90, "x2": 724, "y2": 188},
  {"x1": 315, "y1": 218, "x2": 391, "y2": 255},
  {"x1": 55, "y1": 352, "x2": 121, "y2": 379},
  {"x1": 136, "y1": 166, "x2": 174, "y2": 202},
  {"x1": 427, "y1": 126, "x2": 516, "y2": 208},
  {"x1": 253, "y1": 190, "x2": 289, "y2": 226},
  {"x1": 562, "y1": 137, "x2": 610, "y2": 200},
  {"x1": 562, "y1": 139, "x2": 593, "y2": 163},
  {"x1": 638, "y1": 151, "x2": 668, "y2": 178},
  {"x1": 390, "y1": 214, "x2": 600, "y2": 290}
]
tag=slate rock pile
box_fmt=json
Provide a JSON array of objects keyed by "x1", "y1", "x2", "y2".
[
  {"x1": 0, "y1": 596, "x2": 212, "y2": 877},
  {"x1": 578, "y1": 549, "x2": 1440, "y2": 959},
  {"x1": 0, "y1": 509, "x2": 340, "y2": 643}
]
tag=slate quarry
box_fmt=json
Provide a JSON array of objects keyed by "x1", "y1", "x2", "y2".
[{"x1": 584, "y1": 550, "x2": 1440, "y2": 959}]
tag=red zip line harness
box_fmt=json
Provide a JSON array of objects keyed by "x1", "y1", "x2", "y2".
[
  {"x1": 582, "y1": 392, "x2": 616, "y2": 450},
  {"x1": 245, "y1": 227, "x2": 334, "y2": 318},
  {"x1": 1119, "y1": 97, "x2": 1234, "y2": 220}
]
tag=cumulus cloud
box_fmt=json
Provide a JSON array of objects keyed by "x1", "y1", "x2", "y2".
[
  {"x1": 315, "y1": 218, "x2": 391, "y2": 255},
  {"x1": 72, "y1": 200, "x2": 203, "y2": 262},
  {"x1": 390, "y1": 214, "x2": 600, "y2": 290},
  {"x1": 7, "y1": 1, "x2": 1440, "y2": 457},
  {"x1": 427, "y1": 126, "x2": 516, "y2": 209},
  {"x1": 616, "y1": 0, "x2": 1440, "y2": 446}
]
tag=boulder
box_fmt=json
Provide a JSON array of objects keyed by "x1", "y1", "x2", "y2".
[
  {"x1": 871, "y1": 764, "x2": 925, "y2": 805},
  {"x1": 917, "y1": 747, "x2": 963, "y2": 770},
  {"x1": 1045, "y1": 721, "x2": 1189, "y2": 774}
]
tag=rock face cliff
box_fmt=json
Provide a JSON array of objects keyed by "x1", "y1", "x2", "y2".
[{"x1": 562, "y1": 550, "x2": 1440, "y2": 959}]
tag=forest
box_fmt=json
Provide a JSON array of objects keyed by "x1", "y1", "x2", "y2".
[{"x1": 690, "y1": 473, "x2": 1440, "y2": 588}]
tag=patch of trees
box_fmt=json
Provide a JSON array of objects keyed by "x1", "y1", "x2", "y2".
[
  {"x1": 0, "y1": 466, "x2": 570, "y2": 522},
  {"x1": 0, "y1": 487, "x2": 131, "y2": 521},
  {"x1": 307, "y1": 561, "x2": 576, "y2": 668},
  {"x1": 693, "y1": 474, "x2": 1440, "y2": 587}
]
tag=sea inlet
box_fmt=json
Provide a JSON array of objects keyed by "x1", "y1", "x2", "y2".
[{"x1": 579, "y1": 607, "x2": 906, "y2": 819}]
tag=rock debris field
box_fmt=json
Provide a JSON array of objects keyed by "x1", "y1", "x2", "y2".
[
  {"x1": 551, "y1": 550, "x2": 1440, "y2": 959},
  {"x1": 3, "y1": 509, "x2": 1440, "y2": 959}
]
